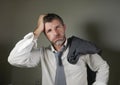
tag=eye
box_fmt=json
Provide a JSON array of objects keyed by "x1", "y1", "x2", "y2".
[
  {"x1": 56, "y1": 25, "x2": 62, "y2": 29},
  {"x1": 56, "y1": 26, "x2": 60, "y2": 29},
  {"x1": 46, "y1": 29, "x2": 52, "y2": 33}
]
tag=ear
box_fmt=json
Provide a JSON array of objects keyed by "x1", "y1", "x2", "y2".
[{"x1": 63, "y1": 24, "x2": 66, "y2": 30}]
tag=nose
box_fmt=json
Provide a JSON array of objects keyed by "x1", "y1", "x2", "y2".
[{"x1": 53, "y1": 29, "x2": 58, "y2": 36}]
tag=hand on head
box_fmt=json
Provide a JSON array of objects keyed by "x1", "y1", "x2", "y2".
[{"x1": 34, "y1": 14, "x2": 46, "y2": 39}]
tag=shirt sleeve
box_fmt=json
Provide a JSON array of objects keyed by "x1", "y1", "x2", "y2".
[
  {"x1": 8, "y1": 32, "x2": 43, "y2": 68},
  {"x1": 84, "y1": 54, "x2": 109, "y2": 85}
]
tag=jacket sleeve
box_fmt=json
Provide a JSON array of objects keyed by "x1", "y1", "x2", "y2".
[
  {"x1": 8, "y1": 32, "x2": 43, "y2": 68},
  {"x1": 85, "y1": 54, "x2": 109, "y2": 85}
]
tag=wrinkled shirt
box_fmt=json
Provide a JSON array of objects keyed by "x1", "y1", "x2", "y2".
[{"x1": 8, "y1": 32, "x2": 109, "y2": 85}]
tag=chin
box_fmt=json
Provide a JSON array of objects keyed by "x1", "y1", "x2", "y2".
[{"x1": 55, "y1": 40, "x2": 65, "y2": 46}]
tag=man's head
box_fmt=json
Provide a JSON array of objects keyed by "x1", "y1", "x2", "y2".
[
  {"x1": 43, "y1": 13, "x2": 66, "y2": 47},
  {"x1": 43, "y1": 13, "x2": 64, "y2": 26}
]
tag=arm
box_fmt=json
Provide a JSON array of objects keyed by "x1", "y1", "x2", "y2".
[
  {"x1": 85, "y1": 54, "x2": 109, "y2": 85},
  {"x1": 34, "y1": 15, "x2": 45, "y2": 39},
  {"x1": 8, "y1": 15, "x2": 46, "y2": 68}
]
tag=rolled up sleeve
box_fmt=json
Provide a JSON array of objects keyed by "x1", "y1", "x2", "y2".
[{"x1": 8, "y1": 32, "x2": 42, "y2": 67}]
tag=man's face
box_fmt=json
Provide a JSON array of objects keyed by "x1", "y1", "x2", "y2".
[{"x1": 44, "y1": 19, "x2": 66, "y2": 46}]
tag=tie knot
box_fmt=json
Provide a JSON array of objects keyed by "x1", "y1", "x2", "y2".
[
  {"x1": 54, "y1": 51, "x2": 63, "y2": 66},
  {"x1": 54, "y1": 45, "x2": 66, "y2": 66}
]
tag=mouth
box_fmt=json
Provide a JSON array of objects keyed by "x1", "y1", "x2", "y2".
[
  {"x1": 54, "y1": 37, "x2": 64, "y2": 42},
  {"x1": 55, "y1": 40, "x2": 65, "y2": 46},
  {"x1": 54, "y1": 38, "x2": 65, "y2": 46}
]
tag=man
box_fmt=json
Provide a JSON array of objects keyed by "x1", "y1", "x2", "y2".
[{"x1": 8, "y1": 13, "x2": 109, "y2": 85}]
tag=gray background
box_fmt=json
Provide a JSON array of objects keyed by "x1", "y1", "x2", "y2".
[{"x1": 0, "y1": 0, "x2": 120, "y2": 85}]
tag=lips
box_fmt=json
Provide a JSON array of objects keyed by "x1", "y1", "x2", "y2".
[{"x1": 54, "y1": 37, "x2": 64, "y2": 42}]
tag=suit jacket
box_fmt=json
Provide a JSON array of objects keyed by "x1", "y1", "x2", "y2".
[{"x1": 67, "y1": 36, "x2": 101, "y2": 85}]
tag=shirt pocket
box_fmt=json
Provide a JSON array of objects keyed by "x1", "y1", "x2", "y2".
[{"x1": 66, "y1": 57, "x2": 86, "y2": 75}]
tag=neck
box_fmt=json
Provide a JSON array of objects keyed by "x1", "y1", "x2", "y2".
[{"x1": 54, "y1": 45, "x2": 63, "y2": 51}]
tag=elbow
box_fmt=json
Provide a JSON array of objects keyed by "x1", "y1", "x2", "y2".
[
  {"x1": 8, "y1": 55, "x2": 16, "y2": 66},
  {"x1": 8, "y1": 55, "x2": 39, "y2": 68},
  {"x1": 7, "y1": 54, "x2": 22, "y2": 67},
  {"x1": 8, "y1": 55, "x2": 13, "y2": 65}
]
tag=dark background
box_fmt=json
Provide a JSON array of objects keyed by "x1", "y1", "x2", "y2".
[{"x1": 0, "y1": 0, "x2": 120, "y2": 85}]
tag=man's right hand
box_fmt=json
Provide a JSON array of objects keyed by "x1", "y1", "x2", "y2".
[{"x1": 34, "y1": 15, "x2": 46, "y2": 39}]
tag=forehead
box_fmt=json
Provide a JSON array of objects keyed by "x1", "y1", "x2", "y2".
[{"x1": 45, "y1": 19, "x2": 62, "y2": 27}]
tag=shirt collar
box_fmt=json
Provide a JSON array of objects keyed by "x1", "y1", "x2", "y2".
[{"x1": 51, "y1": 39, "x2": 68, "y2": 53}]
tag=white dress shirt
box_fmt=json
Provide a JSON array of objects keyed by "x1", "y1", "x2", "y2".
[{"x1": 8, "y1": 32, "x2": 109, "y2": 85}]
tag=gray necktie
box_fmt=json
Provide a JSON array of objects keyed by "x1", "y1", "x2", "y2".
[{"x1": 54, "y1": 47, "x2": 66, "y2": 85}]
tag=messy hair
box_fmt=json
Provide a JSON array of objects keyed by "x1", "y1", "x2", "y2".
[{"x1": 43, "y1": 13, "x2": 64, "y2": 26}]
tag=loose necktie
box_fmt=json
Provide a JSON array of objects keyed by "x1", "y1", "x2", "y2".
[{"x1": 54, "y1": 47, "x2": 66, "y2": 85}]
